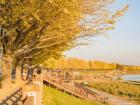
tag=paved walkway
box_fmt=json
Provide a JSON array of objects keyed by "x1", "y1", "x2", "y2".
[
  {"x1": 88, "y1": 87, "x2": 138, "y2": 105},
  {"x1": 0, "y1": 88, "x2": 23, "y2": 105},
  {"x1": 0, "y1": 81, "x2": 27, "y2": 100},
  {"x1": 0, "y1": 81, "x2": 30, "y2": 105}
]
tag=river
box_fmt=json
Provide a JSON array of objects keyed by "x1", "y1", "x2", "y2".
[{"x1": 120, "y1": 75, "x2": 140, "y2": 81}]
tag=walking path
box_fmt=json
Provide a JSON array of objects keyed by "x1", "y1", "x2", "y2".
[
  {"x1": 0, "y1": 87, "x2": 23, "y2": 105},
  {"x1": 0, "y1": 81, "x2": 26, "y2": 100},
  {"x1": 0, "y1": 81, "x2": 30, "y2": 105},
  {"x1": 0, "y1": 73, "x2": 42, "y2": 105},
  {"x1": 87, "y1": 87, "x2": 138, "y2": 105}
]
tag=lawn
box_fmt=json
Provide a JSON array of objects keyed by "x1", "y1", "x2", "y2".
[{"x1": 43, "y1": 85, "x2": 106, "y2": 105}]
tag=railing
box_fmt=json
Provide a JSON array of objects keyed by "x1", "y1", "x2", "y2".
[{"x1": 43, "y1": 72, "x2": 108, "y2": 103}]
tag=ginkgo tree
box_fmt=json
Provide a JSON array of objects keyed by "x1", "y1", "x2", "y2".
[{"x1": 0, "y1": 0, "x2": 128, "y2": 87}]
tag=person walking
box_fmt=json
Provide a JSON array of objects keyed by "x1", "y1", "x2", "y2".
[
  {"x1": 11, "y1": 67, "x2": 16, "y2": 83},
  {"x1": 26, "y1": 65, "x2": 32, "y2": 81}
]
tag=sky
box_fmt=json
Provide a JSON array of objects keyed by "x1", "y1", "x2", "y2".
[{"x1": 65, "y1": 0, "x2": 140, "y2": 66}]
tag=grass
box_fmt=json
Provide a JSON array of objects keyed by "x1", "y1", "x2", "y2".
[
  {"x1": 43, "y1": 85, "x2": 107, "y2": 105},
  {"x1": 89, "y1": 81, "x2": 140, "y2": 103}
]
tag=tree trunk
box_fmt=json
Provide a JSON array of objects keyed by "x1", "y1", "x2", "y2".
[
  {"x1": 16, "y1": 66, "x2": 22, "y2": 81},
  {"x1": 1, "y1": 55, "x2": 13, "y2": 89}
]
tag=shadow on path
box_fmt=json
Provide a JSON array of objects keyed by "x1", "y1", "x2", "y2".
[{"x1": 0, "y1": 88, "x2": 23, "y2": 105}]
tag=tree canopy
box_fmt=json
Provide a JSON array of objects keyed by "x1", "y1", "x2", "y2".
[
  {"x1": 45, "y1": 57, "x2": 140, "y2": 70},
  {"x1": 0, "y1": 0, "x2": 128, "y2": 68}
]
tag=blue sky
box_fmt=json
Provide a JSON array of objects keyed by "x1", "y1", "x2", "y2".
[{"x1": 65, "y1": 0, "x2": 140, "y2": 66}]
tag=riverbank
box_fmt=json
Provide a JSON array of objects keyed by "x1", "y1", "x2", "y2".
[
  {"x1": 87, "y1": 80, "x2": 140, "y2": 104},
  {"x1": 87, "y1": 86, "x2": 139, "y2": 105}
]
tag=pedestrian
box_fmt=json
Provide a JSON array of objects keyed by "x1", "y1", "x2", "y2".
[
  {"x1": 11, "y1": 67, "x2": 16, "y2": 83},
  {"x1": 33, "y1": 69, "x2": 37, "y2": 79},
  {"x1": 26, "y1": 65, "x2": 32, "y2": 81}
]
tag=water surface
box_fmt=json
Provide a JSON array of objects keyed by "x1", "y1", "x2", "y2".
[{"x1": 121, "y1": 75, "x2": 140, "y2": 81}]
